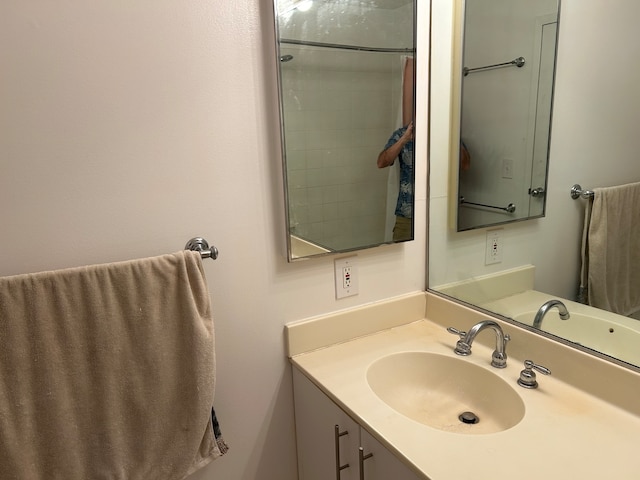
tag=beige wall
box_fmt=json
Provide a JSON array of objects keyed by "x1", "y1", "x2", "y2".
[{"x1": 0, "y1": 2, "x2": 429, "y2": 479}]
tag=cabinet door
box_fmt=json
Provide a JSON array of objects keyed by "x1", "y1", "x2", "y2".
[
  {"x1": 359, "y1": 429, "x2": 423, "y2": 480},
  {"x1": 293, "y1": 368, "x2": 359, "y2": 480}
]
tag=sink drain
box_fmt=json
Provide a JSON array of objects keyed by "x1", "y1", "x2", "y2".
[{"x1": 458, "y1": 411, "x2": 480, "y2": 424}]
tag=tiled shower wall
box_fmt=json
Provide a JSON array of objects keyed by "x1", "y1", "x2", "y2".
[
  {"x1": 277, "y1": 1, "x2": 414, "y2": 251},
  {"x1": 282, "y1": 50, "x2": 402, "y2": 250}
]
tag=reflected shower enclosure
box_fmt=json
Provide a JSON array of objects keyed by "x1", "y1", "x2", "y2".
[
  {"x1": 456, "y1": 0, "x2": 558, "y2": 231},
  {"x1": 274, "y1": 0, "x2": 416, "y2": 260}
]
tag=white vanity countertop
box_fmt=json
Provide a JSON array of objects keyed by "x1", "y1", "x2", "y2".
[{"x1": 291, "y1": 318, "x2": 640, "y2": 480}]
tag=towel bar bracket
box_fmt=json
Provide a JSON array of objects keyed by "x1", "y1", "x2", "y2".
[
  {"x1": 185, "y1": 237, "x2": 219, "y2": 260},
  {"x1": 570, "y1": 184, "x2": 594, "y2": 200}
]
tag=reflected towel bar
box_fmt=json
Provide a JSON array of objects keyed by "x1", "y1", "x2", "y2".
[
  {"x1": 570, "y1": 184, "x2": 595, "y2": 200},
  {"x1": 185, "y1": 237, "x2": 219, "y2": 260},
  {"x1": 280, "y1": 38, "x2": 414, "y2": 54},
  {"x1": 463, "y1": 56, "x2": 525, "y2": 76},
  {"x1": 460, "y1": 197, "x2": 516, "y2": 213}
]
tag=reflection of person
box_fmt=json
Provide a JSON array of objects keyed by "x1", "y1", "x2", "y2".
[
  {"x1": 377, "y1": 122, "x2": 414, "y2": 241},
  {"x1": 460, "y1": 141, "x2": 471, "y2": 171}
]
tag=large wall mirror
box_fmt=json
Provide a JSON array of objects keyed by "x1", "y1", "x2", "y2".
[
  {"x1": 273, "y1": 0, "x2": 416, "y2": 261},
  {"x1": 455, "y1": 0, "x2": 558, "y2": 231},
  {"x1": 430, "y1": 0, "x2": 640, "y2": 371}
]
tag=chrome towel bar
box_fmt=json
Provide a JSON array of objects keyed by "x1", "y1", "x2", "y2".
[
  {"x1": 463, "y1": 56, "x2": 525, "y2": 76},
  {"x1": 185, "y1": 237, "x2": 218, "y2": 260},
  {"x1": 280, "y1": 38, "x2": 414, "y2": 54},
  {"x1": 459, "y1": 197, "x2": 516, "y2": 213},
  {"x1": 570, "y1": 184, "x2": 594, "y2": 200}
]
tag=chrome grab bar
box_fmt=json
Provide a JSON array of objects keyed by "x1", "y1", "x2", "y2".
[
  {"x1": 459, "y1": 197, "x2": 516, "y2": 213},
  {"x1": 280, "y1": 38, "x2": 414, "y2": 54},
  {"x1": 463, "y1": 56, "x2": 525, "y2": 76}
]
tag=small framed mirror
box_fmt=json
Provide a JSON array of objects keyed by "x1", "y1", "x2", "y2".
[
  {"x1": 273, "y1": 0, "x2": 417, "y2": 261},
  {"x1": 453, "y1": 0, "x2": 559, "y2": 231}
]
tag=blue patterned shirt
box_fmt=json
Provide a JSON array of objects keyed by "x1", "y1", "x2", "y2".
[{"x1": 384, "y1": 126, "x2": 414, "y2": 218}]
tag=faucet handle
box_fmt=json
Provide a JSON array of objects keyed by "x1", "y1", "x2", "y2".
[
  {"x1": 446, "y1": 326, "x2": 466, "y2": 339},
  {"x1": 517, "y1": 360, "x2": 551, "y2": 389},
  {"x1": 447, "y1": 327, "x2": 472, "y2": 356}
]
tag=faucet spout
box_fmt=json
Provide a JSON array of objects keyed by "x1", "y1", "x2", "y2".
[
  {"x1": 533, "y1": 300, "x2": 570, "y2": 329},
  {"x1": 452, "y1": 320, "x2": 510, "y2": 368}
]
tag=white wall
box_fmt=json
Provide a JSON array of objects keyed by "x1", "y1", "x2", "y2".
[
  {"x1": 430, "y1": 0, "x2": 640, "y2": 301},
  {"x1": 0, "y1": 2, "x2": 428, "y2": 480}
]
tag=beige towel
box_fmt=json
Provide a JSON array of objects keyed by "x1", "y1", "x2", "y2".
[
  {"x1": 0, "y1": 251, "x2": 226, "y2": 480},
  {"x1": 581, "y1": 182, "x2": 640, "y2": 316}
]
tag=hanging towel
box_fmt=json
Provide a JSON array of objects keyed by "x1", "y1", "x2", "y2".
[
  {"x1": 0, "y1": 251, "x2": 228, "y2": 480},
  {"x1": 580, "y1": 182, "x2": 640, "y2": 316}
]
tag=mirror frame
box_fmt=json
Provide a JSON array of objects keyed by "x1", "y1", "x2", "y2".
[{"x1": 272, "y1": 0, "x2": 418, "y2": 262}]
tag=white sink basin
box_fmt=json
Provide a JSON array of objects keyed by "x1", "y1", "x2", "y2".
[{"x1": 366, "y1": 352, "x2": 525, "y2": 434}]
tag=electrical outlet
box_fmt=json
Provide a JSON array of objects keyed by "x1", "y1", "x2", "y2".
[
  {"x1": 502, "y1": 158, "x2": 514, "y2": 179},
  {"x1": 342, "y1": 266, "x2": 352, "y2": 288},
  {"x1": 485, "y1": 230, "x2": 503, "y2": 265},
  {"x1": 335, "y1": 256, "x2": 358, "y2": 299}
]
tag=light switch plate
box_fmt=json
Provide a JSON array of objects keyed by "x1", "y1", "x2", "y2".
[{"x1": 485, "y1": 230, "x2": 503, "y2": 265}]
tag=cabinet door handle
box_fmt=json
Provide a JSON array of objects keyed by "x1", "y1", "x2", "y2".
[
  {"x1": 358, "y1": 447, "x2": 373, "y2": 480},
  {"x1": 334, "y1": 425, "x2": 350, "y2": 479}
]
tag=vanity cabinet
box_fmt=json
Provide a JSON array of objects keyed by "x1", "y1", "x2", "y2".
[{"x1": 292, "y1": 368, "x2": 422, "y2": 480}]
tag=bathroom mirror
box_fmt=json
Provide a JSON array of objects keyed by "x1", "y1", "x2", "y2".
[
  {"x1": 429, "y1": 0, "x2": 640, "y2": 370},
  {"x1": 454, "y1": 0, "x2": 558, "y2": 231},
  {"x1": 273, "y1": 0, "x2": 417, "y2": 261}
]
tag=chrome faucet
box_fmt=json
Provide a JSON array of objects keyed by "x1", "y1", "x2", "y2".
[
  {"x1": 447, "y1": 320, "x2": 510, "y2": 368},
  {"x1": 533, "y1": 300, "x2": 570, "y2": 329}
]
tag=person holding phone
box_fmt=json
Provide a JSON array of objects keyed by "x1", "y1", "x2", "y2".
[{"x1": 377, "y1": 121, "x2": 414, "y2": 241}]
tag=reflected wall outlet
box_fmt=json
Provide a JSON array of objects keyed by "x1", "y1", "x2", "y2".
[
  {"x1": 335, "y1": 256, "x2": 358, "y2": 299},
  {"x1": 502, "y1": 158, "x2": 514, "y2": 179},
  {"x1": 485, "y1": 230, "x2": 503, "y2": 265}
]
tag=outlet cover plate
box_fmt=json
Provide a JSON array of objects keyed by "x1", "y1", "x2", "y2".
[{"x1": 335, "y1": 256, "x2": 358, "y2": 299}]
